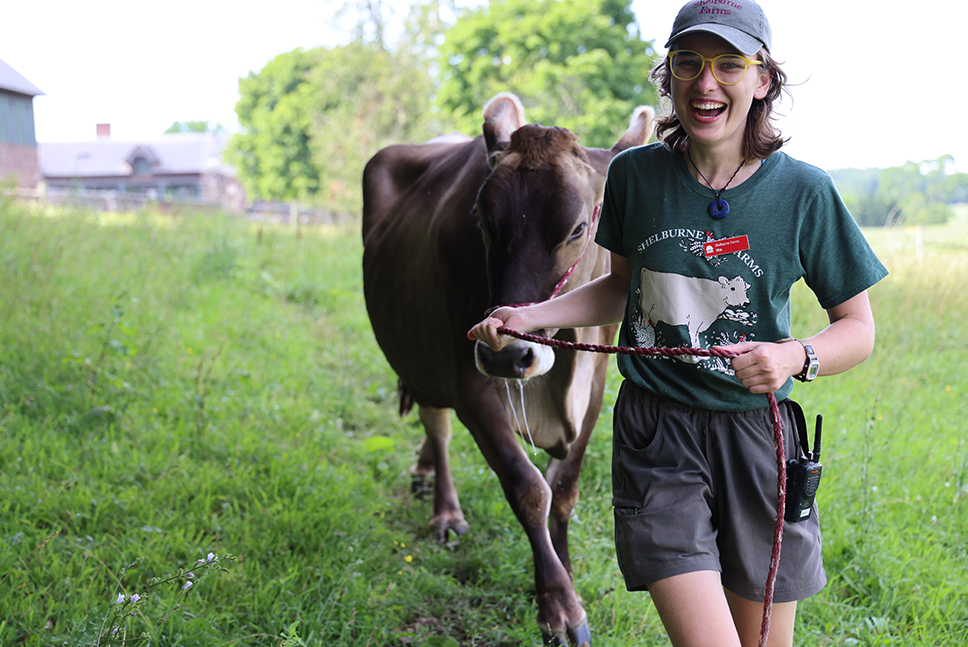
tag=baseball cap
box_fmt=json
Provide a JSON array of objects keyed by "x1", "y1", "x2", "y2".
[{"x1": 664, "y1": 1, "x2": 772, "y2": 55}]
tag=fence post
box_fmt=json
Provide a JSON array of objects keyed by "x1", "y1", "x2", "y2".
[{"x1": 290, "y1": 200, "x2": 301, "y2": 239}]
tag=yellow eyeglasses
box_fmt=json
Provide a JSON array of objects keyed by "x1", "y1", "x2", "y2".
[{"x1": 667, "y1": 50, "x2": 763, "y2": 86}]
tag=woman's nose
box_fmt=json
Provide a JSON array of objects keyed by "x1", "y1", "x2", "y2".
[{"x1": 696, "y1": 63, "x2": 719, "y2": 91}]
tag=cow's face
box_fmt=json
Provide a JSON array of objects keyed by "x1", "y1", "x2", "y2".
[
  {"x1": 472, "y1": 126, "x2": 605, "y2": 381},
  {"x1": 719, "y1": 276, "x2": 751, "y2": 306},
  {"x1": 470, "y1": 94, "x2": 654, "y2": 382}
]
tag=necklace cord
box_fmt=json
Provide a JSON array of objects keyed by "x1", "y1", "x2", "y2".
[
  {"x1": 687, "y1": 150, "x2": 746, "y2": 203},
  {"x1": 494, "y1": 325, "x2": 785, "y2": 647}
]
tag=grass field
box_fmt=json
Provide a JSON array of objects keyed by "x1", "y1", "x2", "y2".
[{"x1": 1, "y1": 197, "x2": 965, "y2": 646}]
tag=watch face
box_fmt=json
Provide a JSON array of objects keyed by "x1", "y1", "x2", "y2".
[{"x1": 806, "y1": 362, "x2": 820, "y2": 380}]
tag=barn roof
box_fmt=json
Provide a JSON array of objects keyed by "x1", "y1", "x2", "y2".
[
  {"x1": 39, "y1": 133, "x2": 235, "y2": 178},
  {"x1": 0, "y1": 57, "x2": 44, "y2": 97}
]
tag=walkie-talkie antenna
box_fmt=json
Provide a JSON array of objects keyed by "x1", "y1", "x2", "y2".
[{"x1": 812, "y1": 414, "x2": 823, "y2": 462}]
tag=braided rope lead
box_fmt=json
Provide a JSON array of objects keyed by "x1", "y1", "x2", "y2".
[{"x1": 496, "y1": 327, "x2": 786, "y2": 647}]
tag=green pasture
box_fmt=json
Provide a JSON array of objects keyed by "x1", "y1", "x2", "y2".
[{"x1": 1, "y1": 197, "x2": 965, "y2": 646}]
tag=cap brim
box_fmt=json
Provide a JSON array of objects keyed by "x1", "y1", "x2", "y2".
[{"x1": 665, "y1": 24, "x2": 764, "y2": 56}]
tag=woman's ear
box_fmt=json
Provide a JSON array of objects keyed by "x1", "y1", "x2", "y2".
[{"x1": 753, "y1": 66, "x2": 772, "y2": 100}]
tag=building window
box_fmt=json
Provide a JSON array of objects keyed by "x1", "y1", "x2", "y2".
[{"x1": 132, "y1": 157, "x2": 152, "y2": 175}]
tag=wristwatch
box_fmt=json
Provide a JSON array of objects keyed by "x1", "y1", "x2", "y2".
[{"x1": 794, "y1": 341, "x2": 819, "y2": 382}]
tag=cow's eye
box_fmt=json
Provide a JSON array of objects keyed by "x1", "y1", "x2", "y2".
[{"x1": 568, "y1": 222, "x2": 587, "y2": 243}]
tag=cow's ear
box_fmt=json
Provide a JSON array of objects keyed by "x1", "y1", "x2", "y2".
[
  {"x1": 482, "y1": 93, "x2": 525, "y2": 169},
  {"x1": 612, "y1": 105, "x2": 656, "y2": 154}
]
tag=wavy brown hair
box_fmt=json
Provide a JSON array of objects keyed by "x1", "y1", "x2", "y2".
[{"x1": 649, "y1": 47, "x2": 790, "y2": 159}]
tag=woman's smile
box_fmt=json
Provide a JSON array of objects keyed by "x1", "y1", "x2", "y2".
[{"x1": 690, "y1": 100, "x2": 727, "y2": 122}]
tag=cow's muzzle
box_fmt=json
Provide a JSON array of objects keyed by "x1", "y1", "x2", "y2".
[{"x1": 474, "y1": 337, "x2": 555, "y2": 380}]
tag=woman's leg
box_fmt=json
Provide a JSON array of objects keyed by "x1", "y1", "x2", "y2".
[
  {"x1": 725, "y1": 590, "x2": 797, "y2": 647},
  {"x1": 647, "y1": 571, "x2": 741, "y2": 647},
  {"x1": 648, "y1": 573, "x2": 799, "y2": 647}
]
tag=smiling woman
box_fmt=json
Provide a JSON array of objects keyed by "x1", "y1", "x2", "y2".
[{"x1": 468, "y1": 2, "x2": 889, "y2": 646}]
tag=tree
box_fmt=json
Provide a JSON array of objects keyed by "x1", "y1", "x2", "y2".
[
  {"x1": 225, "y1": 48, "x2": 321, "y2": 203},
  {"x1": 436, "y1": 0, "x2": 659, "y2": 148},
  {"x1": 226, "y1": 40, "x2": 444, "y2": 211},
  {"x1": 309, "y1": 41, "x2": 444, "y2": 211},
  {"x1": 164, "y1": 121, "x2": 225, "y2": 135}
]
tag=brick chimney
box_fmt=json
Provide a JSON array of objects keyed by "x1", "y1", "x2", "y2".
[{"x1": 96, "y1": 123, "x2": 111, "y2": 139}]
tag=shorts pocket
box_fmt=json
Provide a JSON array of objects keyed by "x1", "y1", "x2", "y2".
[
  {"x1": 611, "y1": 383, "x2": 666, "y2": 507},
  {"x1": 612, "y1": 381, "x2": 662, "y2": 452}
]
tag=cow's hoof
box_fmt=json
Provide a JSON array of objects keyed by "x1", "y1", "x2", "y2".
[
  {"x1": 569, "y1": 620, "x2": 591, "y2": 647},
  {"x1": 429, "y1": 517, "x2": 468, "y2": 541},
  {"x1": 540, "y1": 619, "x2": 591, "y2": 647}
]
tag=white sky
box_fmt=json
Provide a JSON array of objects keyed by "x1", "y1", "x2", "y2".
[{"x1": 4, "y1": 0, "x2": 964, "y2": 172}]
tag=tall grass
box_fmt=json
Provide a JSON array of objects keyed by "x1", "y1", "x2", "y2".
[{"x1": 0, "y1": 197, "x2": 965, "y2": 646}]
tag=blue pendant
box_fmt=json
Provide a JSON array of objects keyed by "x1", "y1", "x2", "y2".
[{"x1": 709, "y1": 198, "x2": 729, "y2": 219}]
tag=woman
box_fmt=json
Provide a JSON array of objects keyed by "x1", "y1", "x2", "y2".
[{"x1": 468, "y1": 1, "x2": 887, "y2": 646}]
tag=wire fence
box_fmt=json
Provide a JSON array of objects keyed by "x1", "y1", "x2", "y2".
[{"x1": 2, "y1": 186, "x2": 355, "y2": 226}]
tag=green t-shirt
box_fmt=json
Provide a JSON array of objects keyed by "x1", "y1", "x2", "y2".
[{"x1": 595, "y1": 143, "x2": 888, "y2": 412}]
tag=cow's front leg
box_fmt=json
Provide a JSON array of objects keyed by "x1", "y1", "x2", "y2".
[
  {"x1": 541, "y1": 421, "x2": 600, "y2": 644},
  {"x1": 462, "y1": 416, "x2": 589, "y2": 646},
  {"x1": 413, "y1": 406, "x2": 468, "y2": 539}
]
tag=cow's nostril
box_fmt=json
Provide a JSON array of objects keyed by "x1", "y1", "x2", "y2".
[{"x1": 515, "y1": 348, "x2": 535, "y2": 374}]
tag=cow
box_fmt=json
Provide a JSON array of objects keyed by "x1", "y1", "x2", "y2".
[
  {"x1": 362, "y1": 93, "x2": 654, "y2": 646},
  {"x1": 639, "y1": 268, "x2": 752, "y2": 351}
]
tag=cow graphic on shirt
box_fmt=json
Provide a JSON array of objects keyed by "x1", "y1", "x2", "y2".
[{"x1": 636, "y1": 269, "x2": 752, "y2": 361}]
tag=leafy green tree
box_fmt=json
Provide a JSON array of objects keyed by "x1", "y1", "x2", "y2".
[
  {"x1": 226, "y1": 38, "x2": 446, "y2": 211},
  {"x1": 436, "y1": 0, "x2": 659, "y2": 147},
  {"x1": 226, "y1": 48, "x2": 321, "y2": 203},
  {"x1": 164, "y1": 121, "x2": 225, "y2": 135},
  {"x1": 309, "y1": 41, "x2": 443, "y2": 212}
]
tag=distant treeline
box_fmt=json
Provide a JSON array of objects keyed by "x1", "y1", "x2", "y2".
[{"x1": 830, "y1": 155, "x2": 968, "y2": 227}]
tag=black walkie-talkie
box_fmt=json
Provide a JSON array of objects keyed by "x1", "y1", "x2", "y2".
[{"x1": 785, "y1": 413, "x2": 823, "y2": 523}]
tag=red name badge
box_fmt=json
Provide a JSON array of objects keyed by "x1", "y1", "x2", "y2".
[{"x1": 705, "y1": 235, "x2": 750, "y2": 258}]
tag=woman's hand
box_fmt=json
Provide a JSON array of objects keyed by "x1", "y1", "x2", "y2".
[
  {"x1": 727, "y1": 291, "x2": 877, "y2": 394},
  {"x1": 725, "y1": 340, "x2": 806, "y2": 394},
  {"x1": 467, "y1": 307, "x2": 528, "y2": 351}
]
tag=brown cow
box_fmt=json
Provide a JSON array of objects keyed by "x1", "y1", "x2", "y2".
[{"x1": 362, "y1": 93, "x2": 653, "y2": 646}]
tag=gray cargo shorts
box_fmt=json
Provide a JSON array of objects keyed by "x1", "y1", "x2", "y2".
[{"x1": 611, "y1": 380, "x2": 827, "y2": 603}]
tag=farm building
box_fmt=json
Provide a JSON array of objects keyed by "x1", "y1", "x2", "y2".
[
  {"x1": 0, "y1": 57, "x2": 43, "y2": 187},
  {"x1": 39, "y1": 129, "x2": 246, "y2": 213}
]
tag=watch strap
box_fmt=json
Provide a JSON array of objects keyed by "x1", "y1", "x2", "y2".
[{"x1": 795, "y1": 341, "x2": 819, "y2": 382}]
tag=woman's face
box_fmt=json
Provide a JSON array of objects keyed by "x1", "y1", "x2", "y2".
[{"x1": 669, "y1": 32, "x2": 771, "y2": 156}]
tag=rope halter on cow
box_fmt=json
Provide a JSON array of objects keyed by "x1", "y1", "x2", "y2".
[{"x1": 495, "y1": 326, "x2": 787, "y2": 647}]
